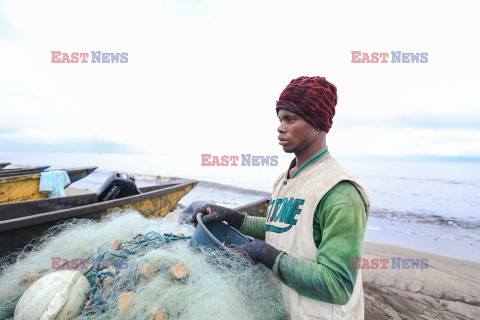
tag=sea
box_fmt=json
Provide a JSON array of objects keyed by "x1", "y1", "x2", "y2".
[{"x1": 2, "y1": 152, "x2": 480, "y2": 263}]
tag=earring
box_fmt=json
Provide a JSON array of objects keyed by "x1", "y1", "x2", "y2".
[{"x1": 316, "y1": 128, "x2": 319, "y2": 135}]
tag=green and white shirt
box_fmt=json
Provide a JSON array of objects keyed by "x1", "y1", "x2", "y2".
[{"x1": 240, "y1": 147, "x2": 370, "y2": 320}]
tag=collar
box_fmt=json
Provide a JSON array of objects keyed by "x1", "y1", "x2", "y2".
[{"x1": 285, "y1": 146, "x2": 329, "y2": 179}]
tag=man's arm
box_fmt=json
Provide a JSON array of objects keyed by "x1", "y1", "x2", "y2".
[
  {"x1": 272, "y1": 181, "x2": 367, "y2": 305},
  {"x1": 239, "y1": 215, "x2": 266, "y2": 240}
]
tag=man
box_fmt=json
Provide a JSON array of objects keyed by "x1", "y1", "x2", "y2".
[{"x1": 190, "y1": 76, "x2": 370, "y2": 320}]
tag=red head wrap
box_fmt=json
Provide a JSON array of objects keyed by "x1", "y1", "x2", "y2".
[{"x1": 276, "y1": 76, "x2": 337, "y2": 133}]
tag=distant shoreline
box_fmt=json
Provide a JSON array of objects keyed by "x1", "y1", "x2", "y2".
[
  {"x1": 341, "y1": 154, "x2": 480, "y2": 162},
  {"x1": 3, "y1": 152, "x2": 480, "y2": 163}
]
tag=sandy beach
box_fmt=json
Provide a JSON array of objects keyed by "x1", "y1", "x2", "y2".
[{"x1": 362, "y1": 242, "x2": 480, "y2": 320}]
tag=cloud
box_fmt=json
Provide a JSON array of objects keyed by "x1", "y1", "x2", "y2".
[
  {"x1": 341, "y1": 154, "x2": 480, "y2": 162},
  {"x1": 328, "y1": 127, "x2": 480, "y2": 158},
  {"x1": 0, "y1": 136, "x2": 136, "y2": 153},
  {"x1": 391, "y1": 113, "x2": 480, "y2": 130},
  {"x1": 1, "y1": 0, "x2": 480, "y2": 159},
  {"x1": 0, "y1": 3, "x2": 20, "y2": 42},
  {"x1": 336, "y1": 112, "x2": 480, "y2": 130},
  {"x1": 0, "y1": 127, "x2": 19, "y2": 134}
]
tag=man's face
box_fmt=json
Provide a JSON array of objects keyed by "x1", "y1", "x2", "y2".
[{"x1": 277, "y1": 109, "x2": 318, "y2": 154}]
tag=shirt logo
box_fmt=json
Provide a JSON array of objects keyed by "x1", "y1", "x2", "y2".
[{"x1": 265, "y1": 197, "x2": 305, "y2": 233}]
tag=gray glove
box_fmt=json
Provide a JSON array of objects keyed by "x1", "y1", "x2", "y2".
[
  {"x1": 189, "y1": 204, "x2": 246, "y2": 230},
  {"x1": 230, "y1": 240, "x2": 282, "y2": 269}
]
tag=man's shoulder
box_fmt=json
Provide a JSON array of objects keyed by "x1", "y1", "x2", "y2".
[
  {"x1": 273, "y1": 171, "x2": 285, "y2": 189},
  {"x1": 319, "y1": 180, "x2": 365, "y2": 211}
]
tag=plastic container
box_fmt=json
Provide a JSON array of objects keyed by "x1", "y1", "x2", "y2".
[{"x1": 189, "y1": 212, "x2": 250, "y2": 252}]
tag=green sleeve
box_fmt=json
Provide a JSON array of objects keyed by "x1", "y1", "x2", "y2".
[
  {"x1": 272, "y1": 181, "x2": 367, "y2": 305},
  {"x1": 239, "y1": 214, "x2": 266, "y2": 240}
]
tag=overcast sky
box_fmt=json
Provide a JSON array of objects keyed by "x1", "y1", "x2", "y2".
[{"x1": 1, "y1": 0, "x2": 479, "y2": 158}]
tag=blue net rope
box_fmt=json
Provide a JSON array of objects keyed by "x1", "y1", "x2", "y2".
[{"x1": 81, "y1": 231, "x2": 191, "y2": 317}]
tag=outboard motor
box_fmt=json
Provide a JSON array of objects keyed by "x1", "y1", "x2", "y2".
[{"x1": 97, "y1": 173, "x2": 141, "y2": 202}]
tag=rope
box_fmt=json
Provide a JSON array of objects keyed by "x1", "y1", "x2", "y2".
[{"x1": 81, "y1": 231, "x2": 191, "y2": 317}]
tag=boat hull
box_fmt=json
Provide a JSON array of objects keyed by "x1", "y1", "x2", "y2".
[
  {"x1": 0, "y1": 166, "x2": 50, "y2": 178},
  {"x1": 0, "y1": 163, "x2": 10, "y2": 169},
  {"x1": 235, "y1": 198, "x2": 269, "y2": 217},
  {"x1": 0, "y1": 167, "x2": 97, "y2": 204},
  {"x1": 0, "y1": 181, "x2": 197, "y2": 257}
]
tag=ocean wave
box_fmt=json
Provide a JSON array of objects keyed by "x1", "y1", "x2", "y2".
[
  {"x1": 72, "y1": 170, "x2": 271, "y2": 198},
  {"x1": 361, "y1": 174, "x2": 480, "y2": 186},
  {"x1": 371, "y1": 207, "x2": 480, "y2": 231},
  {"x1": 195, "y1": 181, "x2": 271, "y2": 197},
  {"x1": 77, "y1": 170, "x2": 480, "y2": 233},
  {"x1": 124, "y1": 172, "x2": 271, "y2": 197}
]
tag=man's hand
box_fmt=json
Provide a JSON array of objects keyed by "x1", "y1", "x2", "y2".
[
  {"x1": 230, "y1": 240, "x2": 282, "y2": 269},
  {"x1": 189, "y1": 204, "x2": 246, "y2": 230}
]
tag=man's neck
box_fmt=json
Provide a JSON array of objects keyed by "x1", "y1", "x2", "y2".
[
  {"x1": 288, "y1": 139, "x2": 326, "y2": 178},
  {"x1": 294, "y1": 139, "x2": 327, "y2": 169}
]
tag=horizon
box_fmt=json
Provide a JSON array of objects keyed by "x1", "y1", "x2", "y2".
[{"x1": 2, "y1": 149, "x2": 480, "y2": 163}]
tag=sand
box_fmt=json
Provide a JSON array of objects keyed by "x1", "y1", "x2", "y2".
[
  {"x1": 362, "y1": 242, "x2": 480, "y2": 320},
  {"x1": 65, "y1": 187, "x2": 94, "y2": 196}
]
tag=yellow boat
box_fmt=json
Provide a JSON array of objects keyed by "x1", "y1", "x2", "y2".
[
  {"x1": 0, "y1": 181, "x2": 198, "y2": 256},
  {"x1": 236, "y1": 197, "x2": 269, "y2": 217},
  {"x1": 0, "y1": 167, "x2": 97, "y2": 204}
]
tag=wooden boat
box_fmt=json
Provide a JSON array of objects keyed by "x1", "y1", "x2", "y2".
[
  {"x1": 0, "y1": 162, "x2": 10, "y2": 169},
  {"x1": 235, "y1": 197, "x2": 269, "y2": 217},
  {"x1": 0, "y1": 166, "x2": 50, "y2": 178},
  {"x1": 0, "y1": 167, "x2": 97, "y2": 204},
  {"x1": 0, "y1": 180, "x2": 198, "y2": 257}
]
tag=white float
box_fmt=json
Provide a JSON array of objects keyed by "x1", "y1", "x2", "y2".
[{"x1": 14, "y1": 270, "x2": 91, "y2": 320}]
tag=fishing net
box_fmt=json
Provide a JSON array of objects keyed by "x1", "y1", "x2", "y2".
[{"x1": 0, "y1": 210, "x2": 287, "y2": 320}]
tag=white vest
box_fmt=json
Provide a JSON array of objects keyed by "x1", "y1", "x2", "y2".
[{"x1": 265, "y1": 149, "x2": 370, "y2": 320}]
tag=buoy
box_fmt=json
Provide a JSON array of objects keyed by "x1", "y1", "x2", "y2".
[
  {"x1": 111, "y1": 239, "x2": 123, "y2": 250},
  {"x1": 102, "y1": 276, "x2": 114, "y2": 300},
  {"x1": 118, "y1": 292, "x2": 135, "y2": 314},
  {"x1": 14, "y1": 270, "x2": 91, "y2": 320},
  {"x1": 20, "y1": 268, "x2": 40, "y2": 283},
  {"x1": 169, "y1": 262, "x2": 188, "y2": 280},
  {"x1": 140, "y1": 262, "x2": 157, "y2": 279},
  {"x1": 148, "y1": 306, "x2": 167, "y2": 320}
]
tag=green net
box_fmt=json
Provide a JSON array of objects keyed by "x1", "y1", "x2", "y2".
[{"x1": 0, "y1": 210, "x2": 286, "y2": 320}]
